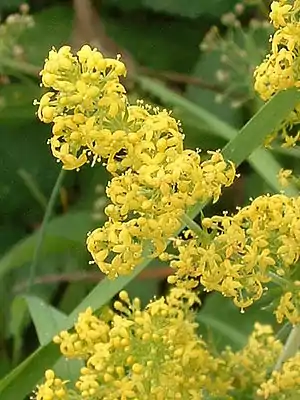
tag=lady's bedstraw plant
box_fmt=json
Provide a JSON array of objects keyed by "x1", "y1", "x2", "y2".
[
  {"x1": 254, "y1": 0, "x2": 300, "y2": 146},
  {"x1": 33, "y1": 0, "x2": 300, "y2": 396},
  {"x1": 36, "y1": 44, "x2": 235, "y2": 278}
]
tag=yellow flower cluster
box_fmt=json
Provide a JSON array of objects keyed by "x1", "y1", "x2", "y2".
[
  {"x1": 169, "y1": 194, "x2": 300, "y2": 323},
  {"x1": 37, "y1": 45, "x2": 235, "y2": 278},
  {"x1": 278, "y1": 168, "x2": 293, "y2": 188},
  {"x1": 254, "y1": 0, "x2": 300, "y2": 146},
  {"x1": 37, "y1": 45, "x2": 127, "y2": 170},
  {"x1": 34, "y1": 369, "x2": 69, "y2": 400},
  {"x1": 222, "y1": 323, "x2": 282, "y2": 397},
  {"x1": 87, "y1": 149, "x2": 235, "y2": 278},
  {"x1": 254, "y1": 0, "x2": 298, "y2": 101},
  {"x1": 258, "y1": 352, "x2": 300, "y2": 399},
  {"x1": 35, "y1": 290, "x2": 298, "y2": 400},
  {"x1": 36, "y1": 289, "x2": 231, "y2": 400}
]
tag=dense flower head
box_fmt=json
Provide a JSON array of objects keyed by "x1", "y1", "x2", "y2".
[
  {"x1": 40, "y1": 289, "x2": 232, "y2": 399},
  {"x1": 37, "y1": 45, "x2": 236, "y2": 278},
  {"x1": 34, "y1": 369, "x2": 69, "y2": 400},
  {"x1": 87, "y1": 149, "x2": 235, "y2": 278},
  {"x1": 168, "y1": 194, "x2": 300, "y2": 323},
  {"x1": 35, "y1": 290, "x2": 297, "y2": 400},
  {"x1": 257, "y1": 351, "x2": 300, "y2": 399},
  {"x1": 222, "y1": 323, "x2": 282, "y2": 397},
  {"x1": 254, "y1": 0, "x2": 300, "y2": 146},
  {"x1": 37, "y1": 45, "x2": 127, "y2": 170}
]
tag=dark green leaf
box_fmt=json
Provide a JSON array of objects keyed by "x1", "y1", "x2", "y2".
[
  {"x1": 142, "y1": 0, "x2": 239, "y2": 18},
  {"x1": 185, "y1": 50, "x2": 243, "y2": 127},
  {"x1": 0, "y1": 0, "x2": 22, "y2": 10},
  {"x1": 198, "y1": 293, "x2": 275, "y2": 351},
  {"x1": 20, "y1": 6, "x2": 73, "y2": 66},
  {"x1": 0, "y1": 83, "x2": 41, "y2": 122},
  {"x1": 0, "y1": 212, "x2": 95, "y2": 279},
  {"x1": 24, "y1": 296, "x2": 82, "y2": 381},
  {"x1": 24, "y1": 296, "x2": 67, "y2": 345}
]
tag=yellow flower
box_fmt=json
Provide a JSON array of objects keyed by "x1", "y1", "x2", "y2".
[
  {"x1": 222, "y1": 323, "x2": 282, "y2": 396},
  {"x1": 278, "y1": 168, "x2": 293, "y2": 187},
  {"x1": 39, "y1": 289, "x2": 232, "y2": 399},
  {"x1": 270, "y1": 1, "x2": 292, "y2": 28},
  {"x1": 254, "y1": 1, "x2": 300, "y2": 146},
  {"x1": 275, "y1": 291, "x2": 300, "y2": 324},
  {"x1": 36, "y1": 45, "x2": 127, "y2": 169},
  {"x1": 35, "y1": 370, "x2": 69, "y2": 400},
  {"x1": 169, "y1": 194, "x2": 300, "y2": 318},
  {"x1": 258, "y1": 352, "x2": 300, "y2": 398}
]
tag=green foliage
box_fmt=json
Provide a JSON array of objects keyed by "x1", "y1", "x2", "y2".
[
  {"x1": 105, "y1": 0, "x2": 240, "y2": 18},
  {"x1": 198, "y1": 293, "x2": 276, "y2": 350},
  {"x1": 0, "y1": 0, "x2": 23, "y2": 11},
  {"x1": 142, "y1": 0, "x2": 240, "y2": 18},
  {"x1": 20, "y1": 6, "x2": 72, "y2": 66},
  {"x1": 185, "y1": 50, "x2": 243, "y2": 127},
  {"x1": 0, "y1": 211, "x2": 95, "y2": 279}
]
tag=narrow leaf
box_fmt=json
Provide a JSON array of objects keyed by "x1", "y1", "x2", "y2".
[
  {"x1": 25, "y1": 296, "x2": 82, "y2": 382},
  {"x1": 0, "y1": 212, "x2": 94, "y2": 279},
  {"x1": 24, "y1": 296, "x2": 68, "y2": 345}
]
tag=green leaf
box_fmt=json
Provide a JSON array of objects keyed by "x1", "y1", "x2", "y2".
[
  {"x1": 185, "y1": 50, "x2": 243, "y2": 127},
  {"x1": 0, "y1": 0, "x2": 22, "y2": 10},
  {"x1": 0, "y1": 342, "x2": 60, "y2": 400},
  {"x1": 103, "y1": 11, "x2": 201, "y2": 73},
  {"x1": 24, "y1": 296, "x2": 67, "y2": 345},
  {"x1": 2, "y1": 81, "x2": 300, "y2": 400},
  {"x1": 24, "y1": 296, "x2": 82, "y2": 381},
  {"x1": 9, "y1": 296, "x2": 29, "y2": 367},
  {"x1": 20, "y1": 6, "x2": 73, "y2": 66},
  {"x1": 102, "y1": 0, "x2": 144, "y2": 11},
  {"x1": 142, "y1": 0, "x2": 239, "y2": 18},
  {"x1": 0, "y1": 212, "x2": 95, "y2": 279},
  {"x1": 0, "y1": 83, "x2": 41, "y2": 122},
  {"x1": 198, "y1": 293, "x2": 275, "y2": 351}
]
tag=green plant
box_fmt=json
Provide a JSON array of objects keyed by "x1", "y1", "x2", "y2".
[{"x1": 1, "y1": 1, "x2": 300, "y2": 399}]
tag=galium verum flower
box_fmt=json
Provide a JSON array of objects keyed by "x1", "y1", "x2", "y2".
[{"x1": 36, "y1": 45, "x2": 236, "y2": 278}]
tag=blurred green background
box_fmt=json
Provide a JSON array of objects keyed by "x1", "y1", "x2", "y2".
[{"x1": 0, "y1": 0, "x2": 295, "y2": 394}]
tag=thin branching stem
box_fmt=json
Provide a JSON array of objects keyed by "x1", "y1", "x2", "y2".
[
  {"x1": 181, "y1": 213, "x2": 203, "y2": 237},
  {"x1": 27, "y1": 168, "x2": 66, "y2": 292}
]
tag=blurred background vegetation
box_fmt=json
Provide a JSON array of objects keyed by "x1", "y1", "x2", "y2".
[{"x1": 0, "y1": 0, "x2": 296, "y2": 395}]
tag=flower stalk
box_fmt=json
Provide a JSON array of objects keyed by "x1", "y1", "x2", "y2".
[{"x1": 27, "y1": 168, "x2": 65, "y2": 292}]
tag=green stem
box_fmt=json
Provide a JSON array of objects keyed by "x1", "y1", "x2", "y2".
[
  {"x1": 275, "y1": 324, "x2": 300, "y2": 370},
  {"x1": 27, "y1": 168, "x2": 66, "y2": 292},
  {"x1": 2, "y1": 58, "x2": 39, "y2": 76},
  {"x1": 268, "y1": 272, "x2": 290, "y2": 287},
  {"x1": 18, "y1": 169, "x2": 47, "y2": 210},
  {"x1": 181, "y1": 213, "x2": 203, "y2": 237}
]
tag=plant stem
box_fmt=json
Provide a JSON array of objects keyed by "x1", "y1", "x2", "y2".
[
  {"x1": 275, "y1": 324, "x2": 300, "y2": 370},
  {"x1": 27, "y1": 168, "x2": 66, "y2": 292},
  {"x1": 2, "y1": 58, "x2": 39, "y2": 76},
  {"x1": 181, "y1": 213, "x2": 203, "y2": 237},
  {"x1": 268, "y1": 272, "x2": 290, "y2": 287}
]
